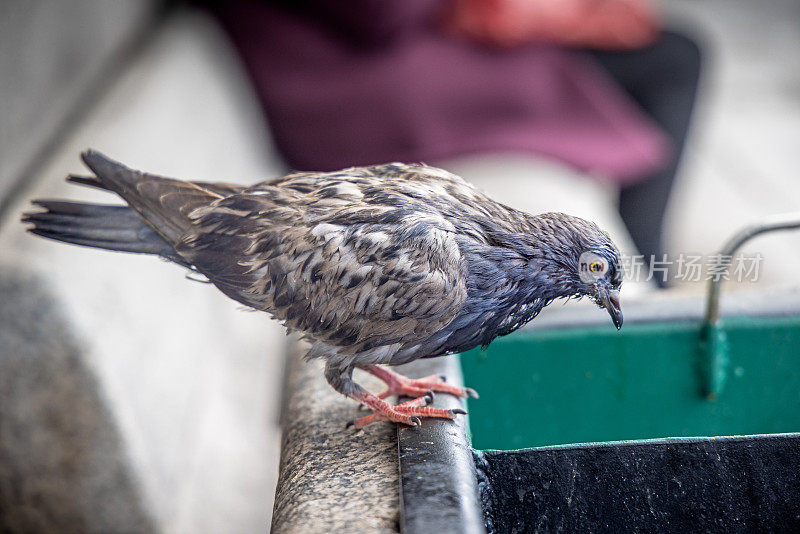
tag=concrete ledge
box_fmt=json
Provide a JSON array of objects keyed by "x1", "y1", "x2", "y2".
[
  {"x1": 272, "y1": 343, "x2": 486, "y2": 533},
  {"x1": 271, "y1": 342, "x2": 400, "y2": 533},
  {"x1": 0, "y1": 264, "x2": 154, "y2": 533}
]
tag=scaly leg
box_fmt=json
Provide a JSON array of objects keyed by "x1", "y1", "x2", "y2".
[{"x1": 360, "y1": 364, "x2": 479, "y2": 400}]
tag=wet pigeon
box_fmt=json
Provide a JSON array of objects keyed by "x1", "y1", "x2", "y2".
[{"x1": 23, "y1": 151, "x2": 623, "y2": 428}]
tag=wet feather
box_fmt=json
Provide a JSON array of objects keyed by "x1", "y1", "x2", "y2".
[{"x1": 24, "y1": 151, "x2": 623, "y2": 393}]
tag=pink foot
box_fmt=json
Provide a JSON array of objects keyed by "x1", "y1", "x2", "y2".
[
  {"x1": 347, "y1": 392, "x2": 466, "y2": 429},
  {"x1": 362, "y1": 365, "x2": 479, "y2": 400}
]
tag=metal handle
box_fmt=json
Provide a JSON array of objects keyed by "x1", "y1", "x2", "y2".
[
  {"x1": 701, "y1": 212, "x2": 800, "y2": 399},
  {"x1": 704, "y1": 212, "x2": 800, "y2": 325}
]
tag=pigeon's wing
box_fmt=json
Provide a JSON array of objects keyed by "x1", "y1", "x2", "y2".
[
  {"x1": 174, "y1": 181, "x2": 468, "y2": 359},
  {"x1": 184, "y1": 181, "x2": 246, "y2": 197}
]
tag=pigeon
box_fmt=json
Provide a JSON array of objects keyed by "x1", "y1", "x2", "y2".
[{"x1": 23, "y1": 151, "x2": 623, "y2": 428}]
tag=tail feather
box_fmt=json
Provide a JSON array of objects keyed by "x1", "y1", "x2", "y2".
[
  {"x1": 80, "y1": 150, "x2": 221, "y2": 243},
  {"x1": 67, "y1": 174, "x2": 109, "y2": 191},
  {"x1": 22, "y1": 200, "x2": 190, "y2": 267},
  {"x1": 23, "y1": 150, "x2": 236, "y2": 268}
]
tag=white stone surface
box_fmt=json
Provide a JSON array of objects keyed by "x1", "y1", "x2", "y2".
[
  {"x1": 1, "y1": 11, "x2": 286, "y2": 534},
  {"x1": 664, "y1": 0, "x2": 800, "y2": 291}
]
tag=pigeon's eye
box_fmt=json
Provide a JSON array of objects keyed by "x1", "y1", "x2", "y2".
[{"x1": 578, "y1": 252, "x2": 609, "y2": 283}]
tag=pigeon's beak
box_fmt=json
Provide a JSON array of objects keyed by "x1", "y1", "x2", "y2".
[{"x1": 599, "y1": 286, "x2": 623, "y2": 330}]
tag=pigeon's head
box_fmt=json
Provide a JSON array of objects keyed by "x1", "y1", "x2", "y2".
[
  {"x1": 534, "y1": 213, "x2": 623, "y2": 330},
  {"x1": 577, "y1": 248, "x2": 623, "y2": 330}
]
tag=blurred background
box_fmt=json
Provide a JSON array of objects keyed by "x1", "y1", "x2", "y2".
[{"x1": 0, "y1": 0, "x2": 798, "y2": 532}]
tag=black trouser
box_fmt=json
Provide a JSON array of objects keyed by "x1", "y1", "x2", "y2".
[{"x1": 591, "y1": 31, "x2": 702, "y2": 287}]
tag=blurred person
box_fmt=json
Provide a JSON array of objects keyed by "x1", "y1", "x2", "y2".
[{"x1": 202, "y1": 0, "x2": 701, "y2": 288}]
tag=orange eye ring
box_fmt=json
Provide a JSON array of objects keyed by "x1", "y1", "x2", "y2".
[{"x1": 589, "y1": 261, "x2": 604, "y2": 273}]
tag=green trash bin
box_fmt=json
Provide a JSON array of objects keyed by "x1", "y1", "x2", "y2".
[{"x1": 461, "y1": 313, "x2": 800, "y2": 451}]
